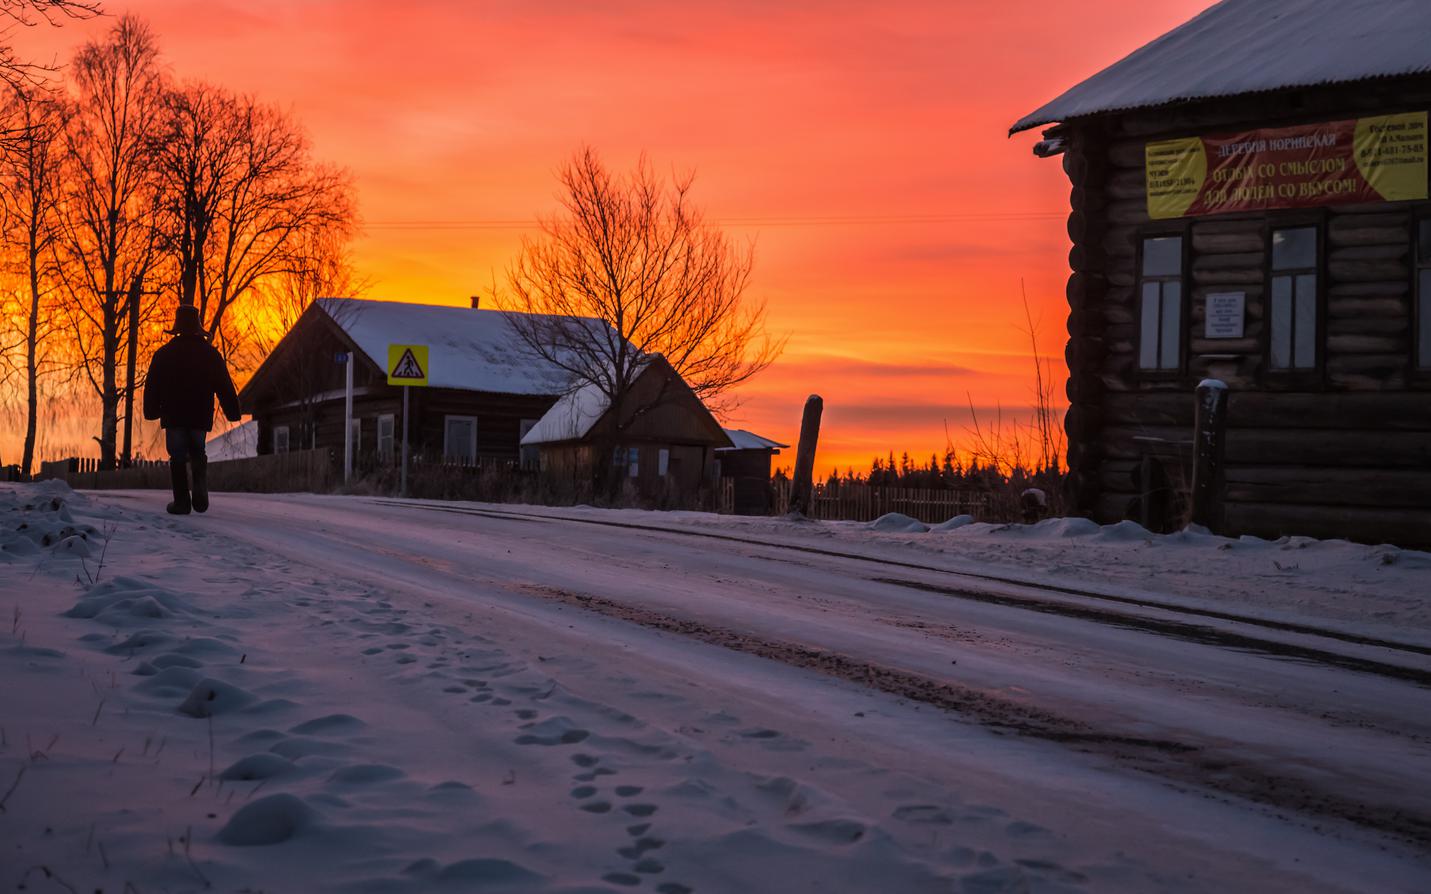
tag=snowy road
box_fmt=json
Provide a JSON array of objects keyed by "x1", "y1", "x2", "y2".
[{"x1": 5, "y1": 486, "x2": 1431, "y2": 893}]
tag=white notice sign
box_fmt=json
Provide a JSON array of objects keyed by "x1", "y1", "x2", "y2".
[{"x1": 1205, "y1": 292, "x2": 1246, "y2": 339}]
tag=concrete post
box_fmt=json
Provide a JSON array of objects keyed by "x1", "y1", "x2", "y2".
[{"x1": 787, "y1": 394, "x2": 824, "y2": 516}]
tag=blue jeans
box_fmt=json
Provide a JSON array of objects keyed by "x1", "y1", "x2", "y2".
[{"x1": 166, "y1": 429, "x2": 207, "y2": 464}]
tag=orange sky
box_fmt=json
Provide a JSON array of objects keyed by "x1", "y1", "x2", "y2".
[{"x1": 12, "y1": 0, "x2": 1216, "y2": 474}]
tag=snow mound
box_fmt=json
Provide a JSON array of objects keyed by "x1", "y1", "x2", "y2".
[
  {"x1": 931, "y1": 514, "x2": 975, "y2": 531},
  {"x1": 1028, "y1": 518, "x2": 1099, "y2": 538},
  {"x1": 867, "y1": 513, "x2": 929, "y2": 534},
  {"x1": 216, "y1": 794, "x2": 315, "y2": 846},
  {"x1": 67, "y1": 581, "x2": 193, "y2": 622},
  {"x1": 177, "y1": 678, "x2": 257, "y2": 718},
  {"x1": 1092, "y1": 520, "x2": 1155, "y2": 543}
]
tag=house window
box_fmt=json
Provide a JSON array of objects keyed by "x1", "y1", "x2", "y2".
[
  {"x1": 1269, "y1": 225, "x2": 1319, "y2": 370},
  {"x1": 627, "y1": 447, "x2": 640, "y2": 478},
  {"x1": 350, "y1": 418, "x2": 361, "y2": 455},
  {"x1": 444, "y1": 416, "x2": 477, "y2": 465},
  {"x1": 1417, "y1": 218, "x2": 1431, "y2": 370},
  {"x1": 273, "y1": 425, "x2": 290, "y2": 454},
  {"x1": 377, "y1": 414, "x2": 395, "y2": 458},
  {"x1": 519, "y1": 418, "x2": 539, "y2": 470},
  {"x1": 658, "y1": 448, "x2": 670, "y2": 477},
  {"x1": 1138, "y1": 235, "x2": 1183, "y2": 370}
]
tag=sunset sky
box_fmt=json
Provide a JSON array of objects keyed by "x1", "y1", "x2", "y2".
[{"x1": 12, "y1": 0, "x2": 1216, "y2": 474}]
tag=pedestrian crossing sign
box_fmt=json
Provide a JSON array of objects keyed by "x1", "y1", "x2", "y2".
[{"x1": 387, "y1": 344, "x2": 429, "y2": 386}]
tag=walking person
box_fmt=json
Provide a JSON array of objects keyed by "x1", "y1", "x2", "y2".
[{"x1": 143, "y1": 304, "x2": 242, "y2": 515}]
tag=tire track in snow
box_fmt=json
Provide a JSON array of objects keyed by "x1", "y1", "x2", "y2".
[
  {"x1": 371, "y1": 500, "x2": 1431, "y2": 680},
  {"x1": 518, "y1": 581, "x2": 1431, "y2": 852}
]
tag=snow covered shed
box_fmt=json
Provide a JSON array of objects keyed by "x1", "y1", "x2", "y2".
[
  {"x1": 239, "y1": 298, "x2": 600, "y2": 467},
  {"x1": 717, "y1": 428, "x2": 789, "y2": 515},
  {"x1": 1013, "y1": 0, "x2": 1431, "y2": 545},
  {"x1": 520, "y1": 356, "x2": 733, "y2": 503}
]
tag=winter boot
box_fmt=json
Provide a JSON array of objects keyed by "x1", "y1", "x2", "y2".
[
  {"x1": 191, "y1": 456, "x2": 209, "y2": 513},
  {"x1": 167, "y1": 460, "x2": 191, "y2": 515}
]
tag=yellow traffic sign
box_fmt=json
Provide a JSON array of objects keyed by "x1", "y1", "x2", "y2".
[{"x1": 387, "y1": 343, "x2": 429, "y2": 386}]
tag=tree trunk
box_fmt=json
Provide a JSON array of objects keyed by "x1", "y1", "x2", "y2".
[{"x1": 21, "y1": 245, "x2": 40, "y2": 478}]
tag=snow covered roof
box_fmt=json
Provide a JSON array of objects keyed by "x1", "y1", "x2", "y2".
[
  {"x1": 1010, "y1": 0, "x2": 1431, "y2": 135},
  {"x1": 717, "y1": 428, "x2": 787, "y2": 452},
  {"x1": 520, "y1": 378, "x2": 609, "y2": 445},
  {"x1": 205, "y1": 420, "x2": 257, "y2": 461},
  {"x1": 318, "y1": 298, "x2": 601, "y2": 396}
]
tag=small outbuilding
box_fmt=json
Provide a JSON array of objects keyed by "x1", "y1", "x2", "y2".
[
  {"x1": 520, "y1": 356, "x2": 733, "y2": 505},
  {"x1": 717, "y1": 428, "x2": 788, "y2": 515},
  {"x1": 1013, "y1": 0, "x2": 1431, "y2": 545}
]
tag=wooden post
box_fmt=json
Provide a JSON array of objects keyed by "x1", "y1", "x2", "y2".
[
  {"x1": 787, "y1": 394, "x2": 823, "y2": 516},
  {"x1": 1191, "y1": 379, "x2": 1229, "y2": 532}
]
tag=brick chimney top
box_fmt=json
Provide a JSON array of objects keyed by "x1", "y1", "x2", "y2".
[{"x1": 470, "y1": 295, "x2": 481, "y2": 309}]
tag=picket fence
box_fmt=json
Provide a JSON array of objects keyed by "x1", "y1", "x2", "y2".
[
  {"x1": 38, "y1": 448, "x2": 333, "y2": 494},
  {"x1": 767, "y1": 479, "x2": 989, "y2": 524}
]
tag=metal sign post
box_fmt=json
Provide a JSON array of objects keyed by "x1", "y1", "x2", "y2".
[
  {"x1": 387, "y1": 344, "x2": 430, "y2": 499},
  {"x1": 401, "y1": 386, "x2": 409, "y2": 497}
]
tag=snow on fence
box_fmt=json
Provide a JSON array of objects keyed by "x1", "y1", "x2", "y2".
[
  {"x1": 768, "y1": 479, "x2": 990, "y2": 523},
  {"x1": 37, "y1": 448, "x2": 333, "y2": 494}
]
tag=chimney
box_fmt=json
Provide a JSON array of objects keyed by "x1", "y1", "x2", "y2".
[{"x1": 470, "y1": 295, "x2": 481, "y2": 309}]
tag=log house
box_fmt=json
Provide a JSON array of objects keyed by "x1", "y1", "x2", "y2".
[{"x1": 1012, "y1": 0, "x2": 1431, "y2": 545}]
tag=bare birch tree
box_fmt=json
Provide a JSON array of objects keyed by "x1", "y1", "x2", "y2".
[
  {"x1": 152, "y1": 82, "x2": 354, "y2": 356},
  {"x1": 504, "y1": 148, "x2": 781, "y2": 442},
  {"x1": 0, "y1": 85, "x2": 63, "y2": 476},
  {"x1": 53, "y1": 14, "x2": 163, "y2": 469},
  {"x1": 0, "y1": 0, "x2": 101, "y2": 91}
]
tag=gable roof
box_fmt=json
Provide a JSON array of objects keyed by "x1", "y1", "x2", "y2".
[
  {"x1": 1010, "y1": 0, "x2": 1431, "y2": 135},
  {"x1": 316, "y1": 298, "x2": 604, "y2": 395},
  {"x1": 521, "y1": 357, "x2": 731, "y2": 448},
  {"x1": 718, "y1": 428, "x2": 788, "y2": 452}
]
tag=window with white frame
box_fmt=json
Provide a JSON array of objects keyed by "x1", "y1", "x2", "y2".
[
  {"x1": 519, "y1": 418, "x2": 540, "y2": 470},
  {"x1": 1418, "y1": 218, "x2": 1431, "y2": 370},
  {"x1": 377, "y1": 414, "x2": 395, "y2": 458},
  {"x1": 444, "y1": 416, "x2": 478, "y2": 465},
  {"x1": 658, "y1": 448, "x2": 670, "y2": 477},
  {"x1": 1138, "y1": 235, "x2": 1183, "y2": 370},
  {"x1": 1269, "y1": 225, "x2": 1319, "y2": 370},
  {"x1": 273, "y1": 425, "x2": 290, "y2": 454}
]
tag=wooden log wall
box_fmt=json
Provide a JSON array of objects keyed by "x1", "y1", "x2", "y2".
[{"x1": 1060, "y1": 84, "x2": 1431, "y2": 545}]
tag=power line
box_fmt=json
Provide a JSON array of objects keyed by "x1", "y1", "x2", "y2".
[{"x1": 361, "y1": 211, "x2": 1067, "y2": 232}]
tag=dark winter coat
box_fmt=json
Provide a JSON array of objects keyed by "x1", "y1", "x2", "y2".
[{"x1": 143, "y1": 334, "x2": 241, "y2": 431}]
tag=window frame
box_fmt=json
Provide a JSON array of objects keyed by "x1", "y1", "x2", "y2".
[
  {"x1": 1263, "y1": 214, "x2": 1327, "y2": 384},
  {"x1": 377, "y1": 414, "x2": 395, "y2": 458},
  {"x1": 272, "y1": 425, "x2": 290, "y2": 455},
  {"x1": 442, "y1": 415, "x2": 478, "y2": 465},
  {"x1": 1134, "y1": 226, "x2": 1190, "y2": 379}
]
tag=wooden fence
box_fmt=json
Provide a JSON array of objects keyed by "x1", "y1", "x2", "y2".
[
  {"x1": 767, "y1": 479, "x2": 990, "y2": 523},
  {"x1": 37, "y1": 448, "x2": 333, "y2": 494}
]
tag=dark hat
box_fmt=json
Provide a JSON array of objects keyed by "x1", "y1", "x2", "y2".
[{"x1": 168, "y1": 304, "x2": 204, "y2": 335}]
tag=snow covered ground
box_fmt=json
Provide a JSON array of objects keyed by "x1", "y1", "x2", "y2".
[{"x1": 2, "y1": 484, "x2": 1430, "y2": 893}]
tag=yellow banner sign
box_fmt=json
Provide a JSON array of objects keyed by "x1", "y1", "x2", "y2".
[
  {"x1": 1147, "y1": 112, "x2": 1428, "y2": 220},
  {"x1": 387, "y1": 344, "x2": 429, "y2": 387}
]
